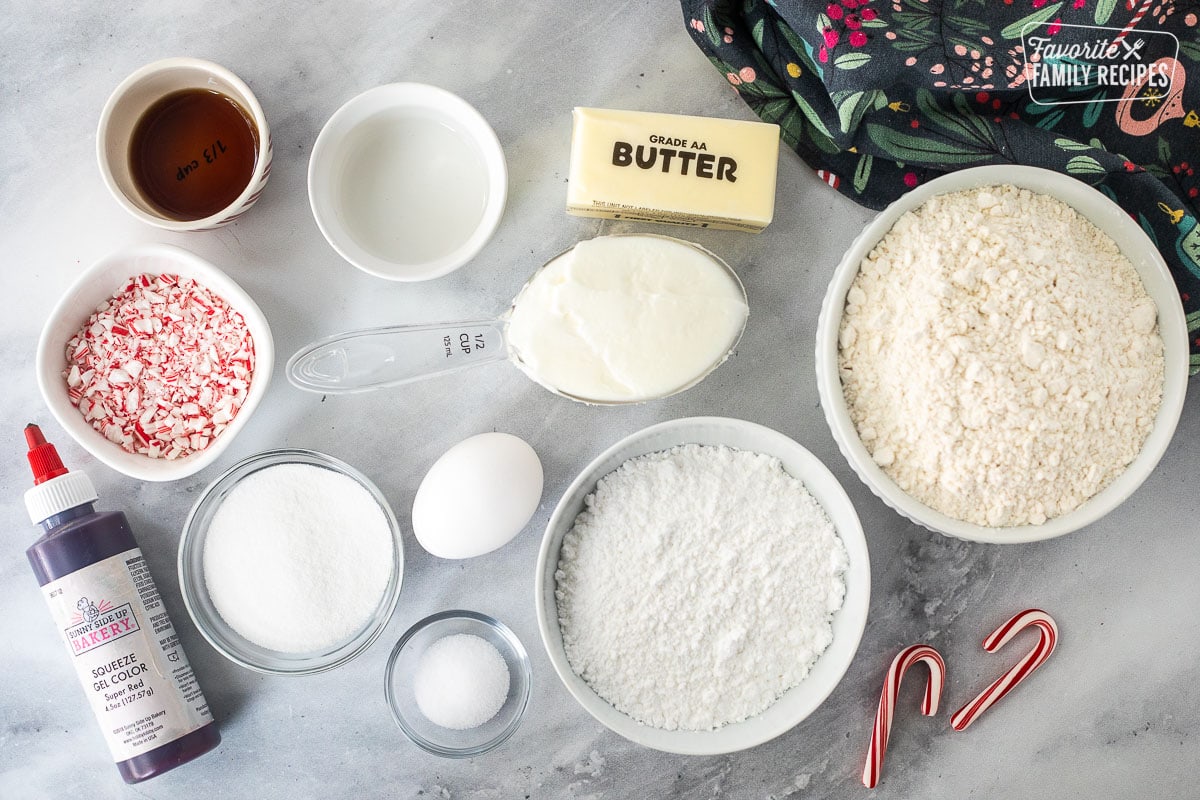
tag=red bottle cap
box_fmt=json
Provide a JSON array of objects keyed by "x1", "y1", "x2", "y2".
[{"x1": 25, "y1": 424, "x2": 69, "y2": 485}]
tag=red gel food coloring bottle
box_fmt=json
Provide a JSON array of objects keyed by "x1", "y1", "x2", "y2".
[{"x1": 23, "y1": 424, "x2": 220, "y2": 783}]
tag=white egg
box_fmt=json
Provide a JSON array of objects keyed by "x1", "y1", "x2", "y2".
[{"x1": 412, "y1": 432, "x2": 544, "y2": 559}]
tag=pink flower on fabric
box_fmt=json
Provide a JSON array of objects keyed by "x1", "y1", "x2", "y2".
[
  {"x1": 739, "y1": 66, "x2": 757, "y2": 82},
  {"x1": 827, "y1": 3, "x2": 844, "y2": 19},
  {"x1": 824, "y1": 28, "x2": 841, "y2": 48},
  {"x1": 904, "y1": 172, "x2": 919, "y2": 188},
  {"x1": 846, "y1": 14, "x2": 862, "y2": 30},
  {"x1": 690, "y1": 19, "x2": 705, "y2": 32},
  {"x1": 819, "y1": 46, "x2": 830, "y2": 62},
  {"x1": 1047, "y1": 18, "x2": 1062, "y2": 34},
  {"x1": 727, "y1": 72, "x2": 742, "y2": 85},
  {"x1": 844, "y1": 0, "x2": 859, "y2": 8},
  {"x1": 850, "y1": 30, "x2": 868, "y2": 47},
  {"x1": 862, "y1": 8, "x2": 878, "y2": 20}
]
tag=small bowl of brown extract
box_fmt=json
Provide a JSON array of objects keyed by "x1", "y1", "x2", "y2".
[{"x1": 98, "y1": 58, "x2": 273, "y2": 231}]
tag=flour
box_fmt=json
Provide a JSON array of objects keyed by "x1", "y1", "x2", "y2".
[
  {"x1": 838, "y1": 185, "x2": 1164, "y2": 527},
  {"x1": 554, "y1": 444, "x2": 847, "y2": 731}
]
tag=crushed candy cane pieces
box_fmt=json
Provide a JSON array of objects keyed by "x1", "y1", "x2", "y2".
[{"x1": 63, "y1": 273, "x2": 255, "y2": 459}]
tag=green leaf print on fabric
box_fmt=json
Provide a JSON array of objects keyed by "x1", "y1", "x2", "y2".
[
  {"x1": 701, "y1": 5, "x2": 723, "y2": 49},
  {"x1": 1066, "y1": 155, "x2": 1106, "y2": 176},
  {"x1": 1094, "y1": 0, "x2": 1117, "y2": 25},
  {"x1": 1000, "y1": 3, "x2": 1064, "y2": 40},
  {"x1": 834, "y1": 52, "x2": 872, "y2": 70},
  {"x1": 1082, "y1": 93, "x2": 1107, "y2": 129},
  {"x1": 914, "y1": 90, "x2": 1002, "y2": 156},
  {"x1": 854, "y1": 152, "x2": 874, "y2": 193},
  {"x1": 835, "y1": 89, "x2": 886, "y2": 133},
  {"x1": 865, "y1": 124, "x2": 994, "y2": 165},
  {"x1": 1054, "y1": 138, "x2": 1092, "y2": 152}
]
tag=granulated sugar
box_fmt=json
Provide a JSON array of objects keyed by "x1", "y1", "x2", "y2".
[
  {"x1": 203, "y1": 462, "x2": 394, "y2": 653},
  {"x1": 555, "y1": 444, "x2": 847, "y2": 731},
  {"x1": 838, "y1": 185, "x2": 1164, "y2": 527}
]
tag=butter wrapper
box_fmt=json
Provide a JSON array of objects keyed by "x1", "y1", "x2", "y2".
[{"x1": 566, "y1": 107, "x2": 780, "y2": 233}]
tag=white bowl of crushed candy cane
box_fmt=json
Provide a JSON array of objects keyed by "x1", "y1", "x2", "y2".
[
  {"x1": 816, "y1": 165, "x2": 1188, "y2": 543},
  {"x1": 37, "y1": 243, "x2": 273, "y2": 481}
]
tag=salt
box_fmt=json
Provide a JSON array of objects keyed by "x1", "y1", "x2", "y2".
[
  {"x1": 202, "y1": 462, "x2": 394, "y2": 653},
  {"x1": 413, "y1": 634, "x2": 510, "y2": 730}
]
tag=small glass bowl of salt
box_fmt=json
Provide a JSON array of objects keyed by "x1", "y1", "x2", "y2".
[{"x1": 385, "y1": 610, "x2": 531, "y2": 757}]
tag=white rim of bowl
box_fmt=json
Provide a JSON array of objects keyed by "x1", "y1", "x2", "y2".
[
  {"x1": 34, "y1": 242, "x2": 274, "y2": 482},
  {"x1": 815, "y1": 164, "x2": 1189, "y2": 543},
  {"x1": 96, "y1": 57, "x2": 271, "y2": 231},
  {"x1": 534, "y1": 416, "x2": 870, "y2": 755},
  {"x1": 307, "y1": 82, "x2": 508, "y2": 282}
]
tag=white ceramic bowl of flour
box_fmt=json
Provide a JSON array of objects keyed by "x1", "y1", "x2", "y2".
[
  {"x1": 816, "y1": 165, "x2": 1189, "y2": 544},
  {"x1": 534, "y1": 417, "x2": 870, "y2": 755}
]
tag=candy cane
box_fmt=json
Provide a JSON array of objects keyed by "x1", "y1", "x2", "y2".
[
  {"x1": 950, "y1": 609, "x2": 1058, "y2": 732},
  {"x1": 1111, "y1": 0, "x2": 1153, "y2": 49},
  {"x1": 862, "y1": 644, "x2": 946, "y2": 789}
]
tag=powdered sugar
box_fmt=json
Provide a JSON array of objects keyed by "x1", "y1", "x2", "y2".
[
  {"x1": 554, "y1": 444, "x2": 847, "y2": 731},
  {"x1": 838, "y1": 185, "x2": 1164, "y2": 527}
]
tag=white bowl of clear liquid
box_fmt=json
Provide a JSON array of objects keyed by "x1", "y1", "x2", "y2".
[{"x1": 308, "y1": 83, "x2": 508, "y2": 281}]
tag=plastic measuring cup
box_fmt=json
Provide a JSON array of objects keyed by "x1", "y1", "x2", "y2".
[{"x1": 286, "y1": 234, "x2": 748, "y2": 405}]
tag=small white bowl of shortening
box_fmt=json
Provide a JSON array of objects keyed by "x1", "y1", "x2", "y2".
[
  {"x1": 308, "y1": 83, "x2": 507, "y2": 281},
  {"x1": 816, "y1": 165, "x2": 1188, "y2": 544},
  {"x1": 535, "y1": 417, "x2": 870, "y2": 755}
]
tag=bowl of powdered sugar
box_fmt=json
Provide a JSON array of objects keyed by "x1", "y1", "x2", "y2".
[
  {"x1": 817, "y1": 165, "x2": 1188, "y2": 543},
  {"x1": 179, "y1": 449, "x2": 404, "y2": 674},
  {"x1": 534, "y1": 417, "x2": 870, "y2": 755}
]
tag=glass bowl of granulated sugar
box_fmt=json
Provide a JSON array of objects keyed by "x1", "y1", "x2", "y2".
[
  {"x1": 534, "y1": 416, "x2": 871, "y2": 755},
  {"x1": 179, "y1": 449, "x2": 404, "y2": 674},
  {"x1": 816, "y1": 165, "x2": 1189, "y2": 544}
]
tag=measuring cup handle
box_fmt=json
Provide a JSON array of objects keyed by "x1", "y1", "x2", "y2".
[{"x1": 286, "y1": 320, "x2": 509, "y2": 394}]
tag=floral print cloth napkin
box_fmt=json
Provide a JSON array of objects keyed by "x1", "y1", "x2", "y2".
[{"x1": 681, "y1": 0, "x2": 1200, "y2": 371}]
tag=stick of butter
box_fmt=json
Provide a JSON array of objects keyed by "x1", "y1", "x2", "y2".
[{"x1": 567, "y1": 107, "x2": 780, "y2": 233}]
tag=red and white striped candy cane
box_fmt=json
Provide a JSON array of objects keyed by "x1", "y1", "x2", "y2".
[
  {"x1": 862, "y1": 644, "x2": 946, "y2": 789},
  {"x1": 1111, "y1": 0, "x2": 1153, "y2": 49},
  {"x1": 950, "y1": 609, "x2": 1058, "y2": 732}
]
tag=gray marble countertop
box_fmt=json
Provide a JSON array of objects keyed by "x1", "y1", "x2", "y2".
[{"x1": 3, "y1": 2, "x2": 1198, "y2": 798}]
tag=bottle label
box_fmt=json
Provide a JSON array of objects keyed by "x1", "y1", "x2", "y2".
[{"x1": 41, "y1": 548, "x2": 213, "y2": 762}]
